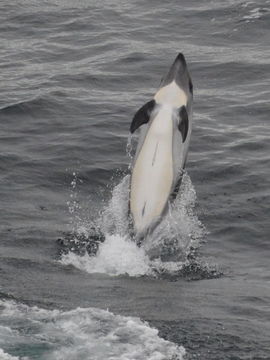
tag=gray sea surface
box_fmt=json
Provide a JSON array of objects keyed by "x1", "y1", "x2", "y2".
[{"x1": 0, "y1": 0, "x2": 270, "y2": 359}]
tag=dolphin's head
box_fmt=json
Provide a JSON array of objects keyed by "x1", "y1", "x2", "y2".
[
  {"x1": 130, "y1": 53, "x2": 193, "y2": 135},
  {"x1": 159, "y1": 53, "x2": 193, "y2": 99}
]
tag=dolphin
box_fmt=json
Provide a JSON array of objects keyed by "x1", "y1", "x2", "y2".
[{"x1": 129, "y1": 53, "x2": 193, "y2": 241}]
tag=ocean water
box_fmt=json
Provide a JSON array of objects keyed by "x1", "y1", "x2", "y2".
[{"x1": 0, "y1": 0, "x2": 270, "y2": 359}]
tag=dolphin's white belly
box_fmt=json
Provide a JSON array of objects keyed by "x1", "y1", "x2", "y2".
[{"x1": 130, "y1": 108, "x2": 173, "y2": 233}]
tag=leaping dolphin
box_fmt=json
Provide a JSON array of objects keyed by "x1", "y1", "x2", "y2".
[{"x1": 129, "y1": 53, "x2": 193, "y2": 240}]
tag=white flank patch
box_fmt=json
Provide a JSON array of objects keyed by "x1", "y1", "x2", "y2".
[{"x1": 130, "y1": 106, "x2": 174, "y2": 233}]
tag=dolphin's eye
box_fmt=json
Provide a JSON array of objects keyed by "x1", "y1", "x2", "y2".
[{"x1": 189, "y1": 80, "x2": 193, "y2": 94}]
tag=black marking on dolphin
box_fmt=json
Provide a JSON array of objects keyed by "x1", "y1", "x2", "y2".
[
  {"x1": 178, "y1": 105, "x2": 189, "y2": 142},
  {"x1": 152, "y1": 142, "x2": 159, "y2": 166},
  {"x1": 170, "y1": 169, "x2": 185, "y2": 201},
  {"x1": 189, "y1": 79, "x2": 193, "y2": 95},
  {"x1": 142, "y1": 201, "x2": 146, "y2": 217},
  {"x1": 130, "y1": 99, "x2": 156, "y2": 134}
]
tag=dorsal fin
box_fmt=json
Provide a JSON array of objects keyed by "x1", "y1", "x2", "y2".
[
  {"x1": 178, "y1": 105, "x2": 189, "y2": 142},
  {"x1": 130, "y1": 100, "x2": 156, "y2": 133}
]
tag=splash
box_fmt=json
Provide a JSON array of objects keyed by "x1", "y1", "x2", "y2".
[
  {"x1": 143, "y1": 173, "x2": 205, "y2": 261},
  {"x1": 0, "y1": 300, "x2": 186, "y2": 360},
  {"x1": 59, "y1": 171, "x2": 216, "y2": 279},
  {"x1": 61, "y1": 234, "x2": 150, "y2": 277},
  {"x1": 100, "y1": 175, "x2": 130, "y2": 236},
  {"x1": 66, "y1": 171, "x2": 83, "y2": 233},
  {"x1": 126, "y1": 132, "x2": 134, "y2": 166}
]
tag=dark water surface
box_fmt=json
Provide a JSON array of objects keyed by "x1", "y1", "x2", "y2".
[{"x1": 0, "y1": 0, "x2": 270, "y2": 359}]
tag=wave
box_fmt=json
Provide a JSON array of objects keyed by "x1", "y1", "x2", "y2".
[
  {"x1": 0, "y1": 300, "x2": 185, "y2": 360},
  {"x1": 0, "y1": 94, "x2": 66, "y2": 117}
]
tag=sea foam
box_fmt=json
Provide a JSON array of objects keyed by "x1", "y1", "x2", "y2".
[{"x1": 0, "y1": 300, "x2": 185, "y2": 360}]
